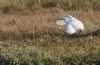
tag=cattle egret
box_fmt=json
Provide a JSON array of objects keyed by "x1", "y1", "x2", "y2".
[{"x1": 56, "y1": 15, "x2": 84, "y2": 34}]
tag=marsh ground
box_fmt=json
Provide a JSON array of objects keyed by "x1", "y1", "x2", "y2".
[{"x1": 0, "y1": 0, "x2": 100, "y2": 65}]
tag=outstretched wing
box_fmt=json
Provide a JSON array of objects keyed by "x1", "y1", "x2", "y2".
[
  {"x1": 69, "y1": 19, "x2": 84, "y2": 30},
  {"x1": 68, "y1": 14, "x2": 84, "y2": 30},
  {"x1": 56, "y1": 19, "x2": 66, "y2": 25}
]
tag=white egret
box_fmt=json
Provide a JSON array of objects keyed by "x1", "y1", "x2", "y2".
[{"x1": 56, "y1": 15, "x2": 84, "y2": 34}]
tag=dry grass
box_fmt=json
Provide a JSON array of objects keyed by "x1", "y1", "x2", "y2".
[
  {"x1": 0, "y1": 0, "x2": 100, "y2": 13},
  {"x1": 0, "y1": 0, "x2": 100, "y2": 65},
  {"x1": 0, "y1": 9, "x2": 100, "y2": 65},
  {"x1": 0, "y1": 10, "x2": 100, "y2": 39}
]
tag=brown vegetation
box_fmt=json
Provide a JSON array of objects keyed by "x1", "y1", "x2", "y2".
[{"x1": 0, "y1": 0, "x2": 100, "y2": 65}]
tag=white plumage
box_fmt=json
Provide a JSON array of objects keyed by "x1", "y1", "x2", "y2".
[{"x1": 56, "y1": 15, "x2": 84, "y2": 34}]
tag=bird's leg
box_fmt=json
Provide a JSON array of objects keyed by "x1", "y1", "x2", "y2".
[{"x1": 78, "y1": 29, "x2": 86, "y2": 35}]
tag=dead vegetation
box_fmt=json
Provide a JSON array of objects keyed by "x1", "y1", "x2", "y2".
[{"x1": 0, "y1": 0, "x2": 100, "y2": 65}]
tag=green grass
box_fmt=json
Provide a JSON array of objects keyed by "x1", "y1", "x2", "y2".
[
  {"x1": 0, "y1": 30, "x2": 100, "y2": 65},
  {"x1": 0, "y1": 0, "x2": 100, "y2": 65}
]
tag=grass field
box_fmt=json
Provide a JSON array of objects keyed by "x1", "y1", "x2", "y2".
[{"x1": 0, "y1": 0, "x2": 100, "y2": 65}]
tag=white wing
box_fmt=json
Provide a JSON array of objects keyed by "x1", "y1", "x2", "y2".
[
  {"x1": 66, "y1": 24, "x2": 76, "y2": 34},
  {"x1": 76, "y1": 20, "x2": 84, "y2": 30},
  {"x1": 67, "y1": 15, "x2": 75, "y2": 20},
  {"x1": 69, "y1": 20, "x2": 84, "y2": 30},
  {"x1": 56, "y1": 20, "x2": 66, "y2": 25}
]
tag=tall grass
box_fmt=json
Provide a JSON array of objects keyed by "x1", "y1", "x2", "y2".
[
  {"x1": 0, "y1": 0, "x2": 100, "y2": 13},
  {"x1": 0, "y1": 0, "x2": 100, "y2": 65},
  {"x1": 0, "y1": 10, "x2": 100, "y2": 65}
]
